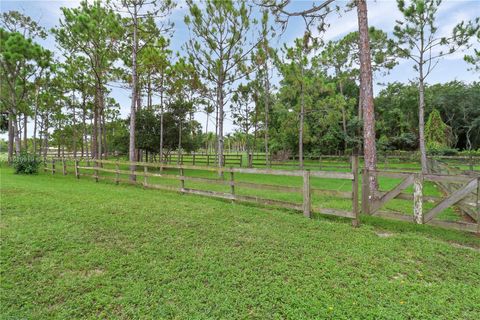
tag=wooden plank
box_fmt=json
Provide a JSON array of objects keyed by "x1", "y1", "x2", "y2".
[
  {"x1": 234, "y1": 195, "x2": 302, "y2": 211},
  {"x1": 311, "y1": 188, "x2": 352, "y2": 199},
  {"x1": 232, "y1": 167, "x2": 303, "y2": 177},
  {"x1": 312, "y1": 207, "x2": 355, "y2": 219},
  {"x1": 236, "y1": 181, "x2": 301, "y2": 193},
  {"x1": 429, "y1": 219, "x2": 478, "y2": 233},
  {"x1": 375, "y1": 211, "x2": 413, "y2": 222},
  {"x1": 182, "y1": 188, "x2": 234, "y2": 200},
  {"x1": 424, "y1": 178, "x2": 478, "y2": 223},
  {"x1": 424, "y1": 174, "x2": 474, "y2": 183},
  {"x1": 371, "y1": 174, "x2": 414, "y2": 213},
  {"x1": 309, "y1": 171, "x2": 354, "y2": 180}
]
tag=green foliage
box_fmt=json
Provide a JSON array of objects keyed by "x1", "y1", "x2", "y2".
[
  {"x1": 12, "y1": 152, "x2": 41, "y2": 174},
  {"x1": 425, "y1": 109, "x2": 453, "y2": 151}
]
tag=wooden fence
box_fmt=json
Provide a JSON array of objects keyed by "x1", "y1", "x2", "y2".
[
  {"x1": 42, "y1": 156, "x2": 479, "y2": 233},
  {"x1": 43, "y1": 156, "x2": 360, "y2": 225}
]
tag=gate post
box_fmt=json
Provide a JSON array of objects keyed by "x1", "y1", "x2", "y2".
[
  {"x1": 413, "y1": 173, "x2": 424, "y2": 224},
  {"x1": 361, "y1": 169, "x2": 371, "y2": 215}
]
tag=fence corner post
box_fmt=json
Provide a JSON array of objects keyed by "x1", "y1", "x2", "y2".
[
  {"x1": 351, "y1": 155, "x2": 360, "y2": 227},
  {"x1": 303, "y1": 169, "x2": 311, "y2": 218},
  {"x1": 51, "y1": 158, "x2": 55, "y2": 175}
]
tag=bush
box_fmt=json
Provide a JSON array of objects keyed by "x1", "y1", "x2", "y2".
[
  {"x1": 12, "y1": 152, "x2": 41, "y2": 174},
  {"x1": 428, "y1": 147, "x2": 459, "y2": 156}
]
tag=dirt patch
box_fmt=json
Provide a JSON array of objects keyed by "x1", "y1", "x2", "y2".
[{"x1": 376, "y1": 231, "x2": 395, "y2": 238}]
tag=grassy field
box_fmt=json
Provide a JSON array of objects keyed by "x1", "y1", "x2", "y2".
[{"x1": 1, "y1": 166, "x2": 480, "y2": 319}]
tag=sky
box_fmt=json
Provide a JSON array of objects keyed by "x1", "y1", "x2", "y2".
[{"x1": 1, "y1": 0, "x2": 479, "y2": 138}]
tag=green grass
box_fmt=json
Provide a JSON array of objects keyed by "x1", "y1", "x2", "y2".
[{"x1": 1, "y1": 167, "x2": 480, "y2": 319}]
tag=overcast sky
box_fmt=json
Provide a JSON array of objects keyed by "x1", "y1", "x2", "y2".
[{"x1": 1, "y1": 0, "x2": 479, "y2": 137}]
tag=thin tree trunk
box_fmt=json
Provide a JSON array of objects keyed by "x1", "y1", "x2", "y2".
[
  {"x1": 23, "y1": 113, "x2": 28, "y2": 151},
  {"x1": 14, "y1": 115, "x2": 21, "y2": 155},
  {"x1": 418, "y1": 76, "x2": 428, "y2": 173},
  {"x1": 339, "y1": 81, "x2": 348, "y2": 152},
  {"x1": 357, "y1": 0, "x2": 378, "y2": 193},
  {"x1": 299, "y1": 62, "x2": 305, "y2": 170},
  {"x1": 7, "y1": 116, "x2": 14, "y2": 163},
  {"x1": 33, "y1": 90, "x2": 39, "y2": 156},
  {"x1": 129, "y1": 4, "x2": 138, "y2": 180},
  {"x1": 159, "y1": 86, "x2": 164, "y2": 163},
  {"x1": 263, "y1": 66, "x2": 270, "y2": 167}
]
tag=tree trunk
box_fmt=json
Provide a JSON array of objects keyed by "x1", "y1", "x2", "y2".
[
  {"x1": 33, "y1": 92, "x2": 39, "y2": 156},
  {"x1": 72, "y1": 92, "x2": 77, "y2": 158},
  {"x1": 81, "y1": 93, "x2": 87, "y2": 158},
  {"x1": 299, "y1": 62, "x2": 305, "y2": 170},
  {"x1": 357, "y1": 0, "x2": 378, "y2": 193},
  {"x1": 129, "y1": 4, "x2": 138, "y2": 181},
  {"x1": 7, "y1": 116, "x2": 14, "y2": 163},
  {"x1": 23, "y1": 114, "x2": 28, "y2": 151},
  {"x1": 339, "y1": 81, "x2": 348, "y2": 152},
  {"x1": 217, "y1": 81, "x2": 224, "y2": 168},
  {"x1": 159, "y1": 86, "x2": 164, "y2": 163},
  {"x1": 263, "y1": 65, "x2": 270, "y2": 167},
  {"x1": 13, "y1": 115, "x2": 21, "y2": 155},
  {"x1": 418, "y1": 75, "x2": 428, "y2": 173}
]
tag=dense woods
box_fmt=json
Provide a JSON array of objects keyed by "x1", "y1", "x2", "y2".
[{"x1": 1, "y1": 0, "x2": 479, "y2": 171}]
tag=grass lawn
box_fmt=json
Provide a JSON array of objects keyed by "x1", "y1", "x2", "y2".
[{"x1": 1, "y1": 167, "x2": 479, "y2": 319}]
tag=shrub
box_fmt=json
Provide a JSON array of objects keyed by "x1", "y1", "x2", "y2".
[{"x1": 12, "y1": 152, "x2": 41, "y2": 174}]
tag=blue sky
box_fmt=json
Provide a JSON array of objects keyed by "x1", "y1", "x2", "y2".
[{"x1": 1, "y1": 0, "x2": 479, "y2": 136}]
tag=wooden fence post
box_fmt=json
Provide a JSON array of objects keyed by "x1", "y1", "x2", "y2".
[
  {"x1": 207, "y1": 154, "x2": 210, "y2": 166},
  {"x1": 51, "y1": 158, "x2": 55, "y2": 175},
  {"x1": 75, "y1": 159, "x2": 79, "y2": 179},
  {"x1": 413, "y1": 173, "x2": 424, "y2": 224},
  {"x1": 361, "y1": 169, "x2": 370, "y2": 215},
  {"x1": 303, "y1": 169, "x2": 311, "y2": 218},
  {"x1": 180, "y1": 167, "x2": 185, "y2": 192},
  {"x1": 144, "y1": 165, "x2": 148, "y2": 187},
  {"x1": 94, "y1": 160, "x2": 99, "y2": 182},
  {"x1": 351, "y1": 156, "x2": 360, "y2": 227},
  {"x1": 193, "y1": 152, "x2": 196, "y2": 166},
  {"x1": 115, "y1": 161, "x2": 120, "y2": 185},
  {"x1": 230, "y1": 168, "x2": 235, "y2": 199},
  {"x1": 319, "y1": 155, "x2": 322, "y2": 170},
  {"x1": 62, "y1": 157, "x2": 67, "y2": 175}
]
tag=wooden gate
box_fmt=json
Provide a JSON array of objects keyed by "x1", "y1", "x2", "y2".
[{"x1": 362, "y1": 169, "x2": 479, "y2": 233}]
